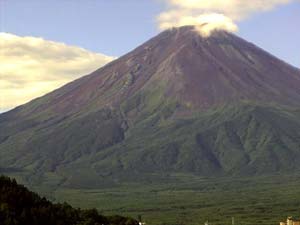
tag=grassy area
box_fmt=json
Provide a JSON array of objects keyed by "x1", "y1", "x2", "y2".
[{"x1": 49, "y1": 174, "x2": 300, "y2": 225}]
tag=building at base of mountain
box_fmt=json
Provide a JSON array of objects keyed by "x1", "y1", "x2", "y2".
[{"x1": 280, "y1": 217, "x2": 300, "y2": 225}]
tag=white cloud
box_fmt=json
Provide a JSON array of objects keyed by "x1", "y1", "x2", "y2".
[
  {"x1": 158, "y1": 0, "x2": 296, "y2": 36},
  {"x1": 0, "y1": 33, "x2": 115, "y2": 112},
  {"x1": 158, "y1": 12, "x2": 238, "y2": 37}
]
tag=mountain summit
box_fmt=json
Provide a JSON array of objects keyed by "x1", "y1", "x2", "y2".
[{"x1": 1, "y1": 26, "x2": 300, "y2": 187}]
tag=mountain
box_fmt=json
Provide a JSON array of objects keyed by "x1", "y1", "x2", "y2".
[{"x1": 1, "y1": 26, "x2": 300, "y2": 188}]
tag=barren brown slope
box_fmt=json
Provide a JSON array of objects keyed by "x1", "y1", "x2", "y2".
[{"x1": 4, "y1": 26, "x2": 300, "y2": 119}]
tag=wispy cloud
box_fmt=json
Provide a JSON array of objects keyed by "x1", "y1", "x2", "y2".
[
  {"x1": 157, "y1": 0, "x2": 296, "y2": 36},
  {"x1": 0, "y1": 33, "x2": 115, "y2": 112}
]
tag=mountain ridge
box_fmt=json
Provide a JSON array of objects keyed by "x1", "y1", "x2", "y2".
[
  {"x1": 0, "y1": 26, "x2": 300, "y2": 188},
  {"x1": 4, "y1": 26, "x2": 300, "y2": 118}
]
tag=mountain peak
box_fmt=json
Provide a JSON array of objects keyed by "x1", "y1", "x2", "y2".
[
  {"x1": 119, "y1": 25, "x2": 300, "y2": 110},
  {"x1": 6, "y1": 26, "x2": 300, "y2": 118},
  {"x1": 153, "y1": 25, "x2": 239, "y2": 46},
  {"x1": 1, "y1": 26, "x2": 300, "y2": 187}
]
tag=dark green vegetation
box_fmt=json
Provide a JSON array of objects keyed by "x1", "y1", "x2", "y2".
[
  {"x1": 52, "y1": 175, "x2": 300, "y2": 225},
  {"x1": 0, "y1": 175, "x2": 137, "y2": 225},
  {"x1": 1, "y1": 103, "x2": 300, "y2": 188},
  {"x1": 2, "y1": 174, "x2": 299, "y2": 225},
  {"x1": 0, "y1": 26, "x2": 300, "y2": 225}
]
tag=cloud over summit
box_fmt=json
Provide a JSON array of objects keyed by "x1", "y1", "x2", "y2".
[
  {"x1": 158, "y1": 0, "x2": 296, "y2": 36},
  {"x1": 0, "y1": 33, "x2": 115, "y2": 112}
]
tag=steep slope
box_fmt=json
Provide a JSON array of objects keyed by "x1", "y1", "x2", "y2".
[
  {"x1": 2, "y1": 26, "x2": 300, "y2": 118},
  {"x1": 0, "y1": 26, "x2": 300, "y2": 187}
]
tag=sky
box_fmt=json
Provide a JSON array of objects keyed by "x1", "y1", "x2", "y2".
[{"x1": 0, "y1": 0, "x2": 299, "y2": 112}]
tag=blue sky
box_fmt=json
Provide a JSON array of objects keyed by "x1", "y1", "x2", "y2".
[
  {"x1": 238, "y1": 2, "x2": 300, "y2": 68},
  {"x1": 1, "y1": 0, "x2": 299, "y2": 66},
  {"x1": 0, "y1": 1, "x2": 162, "y2": 56}
]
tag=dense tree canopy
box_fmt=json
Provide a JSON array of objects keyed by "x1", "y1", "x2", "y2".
[{"x1": 0, "y1": 176, "x2": 138, "y2": 225}]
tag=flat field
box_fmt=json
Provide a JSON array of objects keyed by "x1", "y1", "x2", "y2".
[{"x1": 47, "y1": 174, "x2": 300, "y2": 225}]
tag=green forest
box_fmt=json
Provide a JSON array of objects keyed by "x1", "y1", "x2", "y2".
[{"x1": 0, "y1": 175, "x2": 137, "y2": 225}]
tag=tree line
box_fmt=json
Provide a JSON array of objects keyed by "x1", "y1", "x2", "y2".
[{"x1": 0, "y1": 176, "x2": 138, "y2": 225}]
